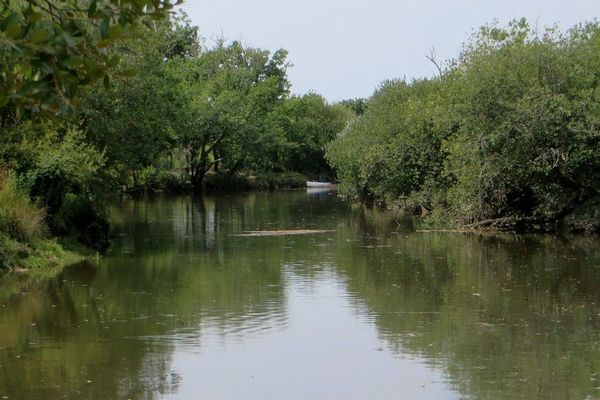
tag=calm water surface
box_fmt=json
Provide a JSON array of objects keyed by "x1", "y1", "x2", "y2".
[{"x1": 1, "y1": 191, "x2": 600, "y2": 399}]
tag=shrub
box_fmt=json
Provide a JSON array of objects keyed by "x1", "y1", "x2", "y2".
[{"x1": 0, "y1": 170, "x2": 45, "y2": 243}]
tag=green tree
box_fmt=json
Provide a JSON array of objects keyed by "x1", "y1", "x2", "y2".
[
  {"x1": 167, "y1": 41, "x2": 290, "y2": 189},
  {"x1": 268, "y1": 93, "x2": 353, "y2": 177},
  {"x1": 327, "y1": 78, "x2": 452, "y2": 205},
  {"x1": 82, "y1": 13, "x2": 198, "y2": 186},
  {"x1": 0, "y1": 0, "x2": 181, "y2": 118},
  {"x1": 445, "y1": 19, "x2": 600, "y2": 227}
]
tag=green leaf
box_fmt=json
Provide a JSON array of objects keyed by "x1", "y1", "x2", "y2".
[
  {"x1": 108, "y1": 24, "x2": 124, "y2": 39},
  {"x1": 107, "y1": 55, "x2": 121, "y2": 68},
  {"x1": 100, "y1": 19, "x2": 110, "y2": 40},
  {"x1": 2, "y1": 13, "x2": 22, "y2": 39},
  {"x1": 29, "y1": 28, "x2": 51, "y2": 44},
  {"x1": 88, "y1": 0, "x2": 98, "y2": 18}
]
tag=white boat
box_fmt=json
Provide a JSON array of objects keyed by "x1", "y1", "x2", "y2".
[{"x1": 306, "y1": 181, "x2": 336, "y2": 188}]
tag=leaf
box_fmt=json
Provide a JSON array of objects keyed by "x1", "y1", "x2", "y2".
[
  {"x1": 61, "y1": 32, "x2": 79, "y2": 48},
  {"x1": 2, "y1": 13, "x2": 22, "y2": 39},
  {"x1": 107, "y1": 55, "x2": 121, "y2": 68},
  {"x1": 100, "y1": 19, "x2": 110, "y2": 40},
  {"x1": 29, "y1": 28, "x2": 51, "y2": 44},
  {"x1": 108, "y1": 24, "x2": 124, "y2": 39},
  {"x1": 88, "y1": 0, "x2": 98, "y2": 18}
]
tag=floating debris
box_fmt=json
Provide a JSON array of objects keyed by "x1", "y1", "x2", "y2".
[{"x1": 233, "y1": 229, "x2": 335, "y2": 237}]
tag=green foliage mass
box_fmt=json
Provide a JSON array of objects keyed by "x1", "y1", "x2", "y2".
[
  {"x1": 327, "y1": 19, "x2": 600, "y2": 232},
  {"x1": 0, "y1": 2, "x2": 354, "y2": 267},
  {"x1": 327, "y1": 79, "x2": 452, "y2": 204},
  {"x1": 165, "y1": 40, "x2": 292, "y2": 187},
  {"x1": 0, "y1": 0, "x2": 176, "y2": 266},
  {"x1": 266, "y1": 93, "x2": 353, "y2": 177},
  {"x1": 0, "y1": 0, "x2": 181, "y2": 117},
  {"x1": 0, "y1": 169, "x2": 81, "y2": 271}
]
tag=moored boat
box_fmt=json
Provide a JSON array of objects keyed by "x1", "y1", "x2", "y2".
[{"x1": 306, "y1": 181, "x2": 336, "y2": 188}]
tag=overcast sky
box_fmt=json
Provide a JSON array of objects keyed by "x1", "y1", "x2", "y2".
[{"x1": 181, "y1": 0, "x2": 598, "y2": 101}]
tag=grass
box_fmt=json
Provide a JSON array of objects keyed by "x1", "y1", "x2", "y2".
[{"x1": 0, "y1": 169, "x2": 87, "y2": 274}]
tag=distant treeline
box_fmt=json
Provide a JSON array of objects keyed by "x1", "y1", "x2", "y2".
[{"x1": 327, "y1": 19, "x2": 600, "y2": 233}]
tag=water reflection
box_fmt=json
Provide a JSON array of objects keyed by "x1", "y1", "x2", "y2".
[{"x1": 0, "y1": 192, "x2": 599, "y2": 399}]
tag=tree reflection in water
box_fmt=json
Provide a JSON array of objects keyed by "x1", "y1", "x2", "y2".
[{"x1": 0, "y1": 192, "x2": 599, "y2": 399}]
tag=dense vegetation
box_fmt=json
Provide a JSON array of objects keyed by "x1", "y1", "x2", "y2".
[
  {"x1": 0, "y1": 2, "x2": 351, "y2": 270},
  {"x1": 327, "y1": 19, "x2": 600, "y2": 233},
  {"x1": 1, "y1": 3, "x2": 598, "y2": 271}
]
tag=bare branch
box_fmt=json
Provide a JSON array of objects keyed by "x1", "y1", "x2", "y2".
[{"x1": 426, "y1": 46, "x2": 443, "y2": 77}]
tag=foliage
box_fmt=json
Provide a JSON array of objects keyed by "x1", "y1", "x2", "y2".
[
  {"x1": 82, "y1": 13, "x2": 196, "y2": 184},
  {"x1": 327, "y1": 19, "x2": 600, "y2": 231},
  {"x1": 267, "y1": 93, "x2": 353, "y2": 176},
  {"x1": 445, "y1": 19, "x2": 600, "y2": 225},
  {"x1": 0, "y1": 168, "x2": 44, "y2": 243},
  {"x1": 166, "y1": 40, "x2": 291, "y2": 188},
  {"x1": 339, "y1": 97, "x2": 368, "y2": 116},
  {"x1": 0, "y1": 168, "x2": 78, "y2": 271},
  {"x1": 0, "y1": 0, "x2": 178, "y2": 262},
  {"x1": 0, "y1": 122, "x2": 110, "y2": 249},
  {"x1": 0, "y1": 0, "x2": 181, "y2": 117},
  {"x1": 327, "y1": 79, "x2": 453, "y2": 204}
]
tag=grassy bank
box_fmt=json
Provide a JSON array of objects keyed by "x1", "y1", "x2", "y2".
[
  {"x1": 0, "y1": 236, "x2": 86, "y2": 275},
  {"x1": 0, "y1": 171, "x2": 87, "y2": 274}
]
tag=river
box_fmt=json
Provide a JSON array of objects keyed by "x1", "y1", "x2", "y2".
[{"x1": 1, "y1": 191, "x2": 600, "y2": 399}]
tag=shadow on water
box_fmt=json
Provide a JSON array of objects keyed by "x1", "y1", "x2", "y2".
[{"x1": 0, "y1": 192, "x2": 599, "y2": 399}]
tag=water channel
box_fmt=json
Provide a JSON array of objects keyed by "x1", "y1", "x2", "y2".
[{"x1": 1, "y1": 191, "x2": 600, "y2": 399}]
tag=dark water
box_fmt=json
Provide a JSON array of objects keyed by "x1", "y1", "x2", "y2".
[{"x1": 1, "y1": 191, "x2": 600, "y2": 400}]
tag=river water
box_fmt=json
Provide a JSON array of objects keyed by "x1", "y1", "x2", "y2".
[{"x1": 1, "y1": 191, "x2": 600, "y2": 399}]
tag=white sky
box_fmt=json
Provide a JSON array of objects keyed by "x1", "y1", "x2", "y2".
[{"x1": 181, "y1": 0, "x2": 599, "y2": 101}]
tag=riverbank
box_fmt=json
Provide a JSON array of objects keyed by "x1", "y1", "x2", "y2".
[
  {"x1": 0, "y1": 171, "x2": 91, "y2": 275},
  {"x1": 125, "y1": 171, "x2": 311, "y2": 195},
  {"x1": 411, "y1": 203, "x2": 600, "y2": 235},
  {"x1": 0, "y1": 236, "x2": 90, "y2": 277}
]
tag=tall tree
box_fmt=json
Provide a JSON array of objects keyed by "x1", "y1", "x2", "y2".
[{"x1": 167, "y1": 41, "x2": 290, "y2": 189}]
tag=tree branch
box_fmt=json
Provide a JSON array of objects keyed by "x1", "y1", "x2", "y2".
[{"x1": 426, "y1": 46, "x2": 443, "y2": 77}]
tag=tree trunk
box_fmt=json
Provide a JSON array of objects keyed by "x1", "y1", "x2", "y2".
[{"x1": 191, "y1": 164, "x2": 208, "y2": 191}]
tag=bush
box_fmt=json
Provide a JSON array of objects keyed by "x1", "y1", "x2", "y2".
[
  {"x1": 326, "y1": 19, "x2": 600, "y2": 232},
  {"x1": 203, "y1": 171, "x2": 307, "y2": 191},
  {"x1": 253, "y1": 171, "x2": 307, "y2": 190},
  {"x1": 444, "y1": 20, "x2": 600, "y2": 225},
  {"x1": 17, "y1": 127, "x2": 112, "y2": 250},
  {"x1": 204, "y1": 173, "x2": 252, "y2": 191},
  {"x1": 326, "y1": 78, "x2": 452, "y2": 205},
  {"x1": 0, "y1": 170, "x2": 73, "y2": 271},
  {"x1": 52, "y1": 193, "x2": 109, "y2": 251},
  {"x1": 0, "y1": 170, "x2": 45, "y2": 243}
]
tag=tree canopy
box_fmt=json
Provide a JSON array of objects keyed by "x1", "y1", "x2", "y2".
[{"x1": 327, "y1": 19, "x2": 600, "y2": 232}]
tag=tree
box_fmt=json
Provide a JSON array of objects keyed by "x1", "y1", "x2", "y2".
[
  {"x1": 326, "y1": 78, "x2": 452, "y2": 205},
  {"x1": 167, "y1": 41, "x2": 290, "y2": 189},
  {"x1": 82, "y1": 13, "x2": 198, "y2": 185},
  {"x1": 445, "y1": 19, "x2": 600, "y2": 225},
  {"x1": 267, "y1": 93, "x2": 353, "y2": 176},
  {"x1": 0, "y1": 0, "x2": 181, "y2": 118}
]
